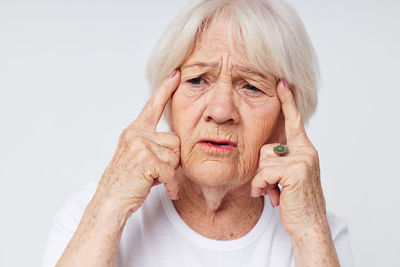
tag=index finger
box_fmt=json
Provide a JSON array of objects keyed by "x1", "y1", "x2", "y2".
[
  {"x1": 276, "y1": 79, "x2": 308, "y2": 145},
  {"x1": 131, "y1": 69, "x2": 181, "y2": 131}
]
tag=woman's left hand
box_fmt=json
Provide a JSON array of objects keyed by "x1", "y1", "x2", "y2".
[{"x1": 250, "y1": 80, "x2": 327, "y2": 236}]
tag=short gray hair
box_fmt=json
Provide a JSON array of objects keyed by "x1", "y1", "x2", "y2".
[{"x1": 146, "y1": 0, "x2": 320, "y2": 128}]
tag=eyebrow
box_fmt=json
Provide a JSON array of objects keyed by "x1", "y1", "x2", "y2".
[
  {"x1": 233, "y1": 65, "x2": 271, "y2": 81},
  {"x1": 181, "y1": 62, "x2": 219, "y2": 70},
  {"x1": 180, "y1": 61, "x2": 271, "y2": 81}
]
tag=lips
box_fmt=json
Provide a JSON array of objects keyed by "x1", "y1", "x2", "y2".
[{"x1": 198, "y1": 139, "x2": 237, "y2": 147}]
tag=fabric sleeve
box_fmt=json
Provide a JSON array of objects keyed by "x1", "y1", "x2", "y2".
[
  {"x1": 327, "y1": 212, "x2": 356, "y2": 267},
  {"x1": 41, "y1": 181, "x2": 97, "y2": 267}
]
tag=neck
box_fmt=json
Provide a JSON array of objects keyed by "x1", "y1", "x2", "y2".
[{"x1": 171, "y1": 168, "x2": 264, "y2": 240}]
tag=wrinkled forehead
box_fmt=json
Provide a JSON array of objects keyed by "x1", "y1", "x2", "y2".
[
  {"x1": 181, "y1": 16, "x2": 274, "y2": 81},
  {"x1": 193, "y1": 15, "x2": 248, "y2": 60},
  {"x1": 181, "y1": 17, "x2": 270, "y2": 76}
]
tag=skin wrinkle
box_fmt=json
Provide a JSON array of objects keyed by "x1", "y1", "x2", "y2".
[
  {"x1": 170, "y1": 17, "x2": 284, "y2": 239},
  {"x1": 181, "y1": 62, "x2": 275, "y2": 91},
  {"x1": 180, "y1": 62, "x2": 276, "y2": 105}
]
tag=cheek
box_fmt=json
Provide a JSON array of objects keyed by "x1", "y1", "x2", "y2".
[
  {"x1": 236, "y1": 99, "x2": 281, "y2": 178},
  {"x1": 170, "y1": 89, "x2": 207, "y2": 173},
  {"x1": 243, "y1": 99, "x2": 281, "y2": 146},
  {"x1": 171, "y1": 84, "x2": 207, "y2": 123},
  {"x1": 171, "y1": 86, "x2": 191, "y2": 130},
  {"x1": 171, "y1": 86, "x2": 204, "y2": 147}
]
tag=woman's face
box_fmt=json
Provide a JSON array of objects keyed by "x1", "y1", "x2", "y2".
[{"x1": 171, "y1": 19, "x2": 282, "y2": 188}]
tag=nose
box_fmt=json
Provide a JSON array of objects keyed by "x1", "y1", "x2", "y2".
[{"x1": 203, "y1": 83, "x2": 240, "y2": 125}]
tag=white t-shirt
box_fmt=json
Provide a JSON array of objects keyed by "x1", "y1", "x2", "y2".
[{"x1": 42, "y1": 180, "x2": 355, "y2": 267}]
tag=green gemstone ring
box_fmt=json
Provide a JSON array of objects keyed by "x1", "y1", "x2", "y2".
[{"x1": 273, "y1": 144, "x2": 288, "y2": 156}]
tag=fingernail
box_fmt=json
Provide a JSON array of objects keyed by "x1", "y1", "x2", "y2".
[
  {"x1": 283, "y1": 79, "x2": 289, "y2": 89},
  {"x1": 169, "y1": 69, "x2": 177, "y2": 78}
]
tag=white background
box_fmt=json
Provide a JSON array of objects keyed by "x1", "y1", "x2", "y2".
[{"x1": 1, "y1": 0, "x2": 399, "y2": 266}]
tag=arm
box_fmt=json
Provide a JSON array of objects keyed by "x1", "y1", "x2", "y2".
[
  {"x1": 289, "y1": 218, "x2": 340, "y2": 267},
  {"x1": 52, "y1": 69, "x2": 181, "y2": 267},
  {"x1": 55, "y1": 195, "x2": 132, "y2": 267},
  {"x1": 290, "y1": 213, "x2": 355, "y2": 267},
  {"x1": 250, "y1": 80, "x2": 342, "y2": 266}
]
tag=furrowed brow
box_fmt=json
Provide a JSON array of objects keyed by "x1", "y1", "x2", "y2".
[
  {"x1": 181, "y1": 62, "x2": 219, "y2": 70},
  {"x1": 233, "y1": 65, "x2": 272, "y2": 81},
  {"x1": 180, "y1": 62, "x2": 274, "y2": 82}
]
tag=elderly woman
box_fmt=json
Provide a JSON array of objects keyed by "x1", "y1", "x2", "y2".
[{"x1": 43, "y1": 0, "x2": 354, "y2": 266}]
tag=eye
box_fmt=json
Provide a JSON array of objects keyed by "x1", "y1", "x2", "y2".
[
  {"x1": 189, "y1": 77, "x2": 205, "y2": 85},
  {"x1": 245, "y1": 83, "x2": 261, "y2": 92}
]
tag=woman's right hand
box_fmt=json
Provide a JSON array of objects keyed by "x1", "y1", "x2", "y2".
[{"x1": 96, "y1": 69, "x2": 181, "y2": 215}]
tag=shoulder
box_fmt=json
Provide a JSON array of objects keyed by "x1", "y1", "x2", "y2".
[
  {"x1": 42, "y1": 181, "x2": 163, "y2": 267},
  {"x1": 268, "y1": 207, "x2": 351, "y2": 237},
  {"x1": 54, "y1": 180, "x2": 164, "y2": 226},
  {"x1": 52, "y1": 180, "x2": 165, "y2": 231},
  {"x1": 41, "y1": 180, "x2": 98, "y2": 267},
  {"x1": 267, "y1": 208, "x2": 355, "y2": 266},
  {"x1": 55, "y1": 180, "x2": 98, "y2": 225}
]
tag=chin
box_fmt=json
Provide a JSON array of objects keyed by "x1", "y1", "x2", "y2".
[{"x1": 182, "y1": 160, "x2": 237, "y2": 187}]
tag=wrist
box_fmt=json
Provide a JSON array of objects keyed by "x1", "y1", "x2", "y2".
[
  {"x1": 89, "y1": 192, "x2": 137, "y2": 224},
  {"x1": 287, "y1": 216, "x2": 331, "y2": 240},
  {"x1": 56, "y1": 192, "x2": 133, "y2": 266},
  {"x1": 289, "y1": 222, "x2": 333, "y2": 251},
  {"x1": 288, "y1": 218, "x2": 340, "y2": 267}
]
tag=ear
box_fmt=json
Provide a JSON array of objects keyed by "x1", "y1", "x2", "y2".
[{"x1": 266, "y1": 111, "x2": 286, "y2": 144}]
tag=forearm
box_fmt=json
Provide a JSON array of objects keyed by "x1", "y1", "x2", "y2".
[
  {"x1": 289, "y1": 219, "x2": 340, "y2": 267},
  {"x1": 56, "y1": 194, "x2": 132, "y2": 267}
]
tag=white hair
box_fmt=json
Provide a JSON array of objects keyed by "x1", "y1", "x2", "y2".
[{"x1": 146, "y1": 0, "x2": 320, "y2": 129}]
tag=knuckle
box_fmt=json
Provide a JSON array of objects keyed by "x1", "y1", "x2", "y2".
[
  {"x1": 165, "y1": 133, "x2": 180, "y2": 147},
  {"x1": 260, "y1": 144, "x2": 273, "y2": 155},
  {"x1": 301, "y1": 148, "x2": 318, "y2": 166},
  {"x1": 120, "y1": 130, "x2": 153, "y2": 152},
  {"x1": 258, "y1": 160, "x2": 269, "y2": 169},
  {"x1": 169, "y1": 136, "x2": 181, "y2": 155},
  {"x1": 293, "y1": 161, "x2": 308, "y2": 174},
  {"x1": 127, "y1": 137, "x2": 143, "y2": 151},
  {"x1": 118, "y1": 128, "x2": 129, "y2": 143},
  {"x1": 171, "y1": 155, "x2": 180, "y2": 168},
  {"x1": 311, "y1": 148, "x2": 319, "y2": 160},
  {"x1": 136, "y1": 148, "x2": 151, "y2": 161},
  {"x1": 260, "y1": 145, "x2": 268, "y2": 154},
  {"x1": 172, "y1": 135, "x2": 181, "y2": 147},
  {"x1": 143, "y1": 165, "x2": 158, "y2": 180},
  {"x1": 119, "y1": 128, "x2": 138, "y2": 144},
  {"x1": 158, "y1": 161, "x2": 169, "y2": 174},
  {"x1": 251, "y1": 175, "x2": 262, "y2": 187},
  {"x1": 158, "y1": 132, "x2": 181, "y2": 148},
  {"x1": 258, "y1": 157, "x2": 266, "y2": 166},
  {"x1": 302, "y1": 154, "x2": 314, "y2": 167},
  {"x1": 309, "y1": 152, "x2": 318, "y2": 165}
]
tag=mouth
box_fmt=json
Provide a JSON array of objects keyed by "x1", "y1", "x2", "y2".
[{"x1": 198, "y1": 139, "x2": 237, "y2": 151}]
